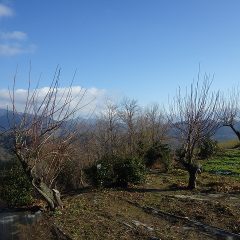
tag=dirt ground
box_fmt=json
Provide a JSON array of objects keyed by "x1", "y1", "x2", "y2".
[{"x1": 28, "y1": 170, "x2": 239, "y2": 240}]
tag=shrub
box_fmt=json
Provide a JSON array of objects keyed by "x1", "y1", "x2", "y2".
[
  {"x1": 1, "y1": 161, "x2": 33, "y2": 207},
  {"x1": 85, "y1": 155, "x2": 146, "y2": 187},
  {"x1": 198, "y1": 138, "x2": 218, "y2": 159},
  {"x1": 144, "y1": 142, "x2": 172, "y2": 171},
  {"x1": 85, "y1": 155, "x2": 115, "y2": 187},
  {"x1": 114, "y1": 157, "x2": 146, "y2": 187}
]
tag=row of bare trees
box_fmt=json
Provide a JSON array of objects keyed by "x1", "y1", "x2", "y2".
[
  {"x1": 3, "y1": 71, "x2": 240, "y2": 209},
  {"x1": 91, "y1": 98, "x2": 168, "y2": 159}
]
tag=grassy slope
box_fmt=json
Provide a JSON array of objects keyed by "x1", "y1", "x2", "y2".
[{"x1": 203, "y1": 149, "x2": 240, "y2": 177}]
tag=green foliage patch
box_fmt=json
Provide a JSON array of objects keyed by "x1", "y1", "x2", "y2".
[
  {"x1": 86, "y1": 155, "x2": 146, "y2": 187},
  {"x1": 1, "y1": 161, "x2": 33, "y2": 207},
  {"x1": 144, "y1": 142, "x2": 172, "y2": 171},
  {"x1": 202, "y1": 149, "x2": 240, "y2": 177},
  {"x1": 198, "y1": 138, "x2": 218, "y2": 159}
]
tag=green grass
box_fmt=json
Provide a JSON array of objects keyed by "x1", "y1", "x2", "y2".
[{"x1": 202, "y1": 149, "x2": 240, "y2": 177}]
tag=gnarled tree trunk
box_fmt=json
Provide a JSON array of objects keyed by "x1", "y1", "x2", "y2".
[
  {"x1": 184, "y1": 162, "x2": 201, "y2": 190},
  {"x1": 32, "y1": 178, "x2": 63, "y2": 210},
  {"x1": 16, "y1": 153, "x2": 63, "y2": 210}
]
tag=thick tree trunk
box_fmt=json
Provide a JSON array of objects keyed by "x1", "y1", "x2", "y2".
[
  {"x1": 188, "y1": 169, "x2": 198, "y2": 189},
  {"x1": 187, "y1": 165, "x2": 201, "y2": 190},
  {"x1": 180, "y1": 154, "x2": 201, "y2": 190},
  {"x1": 32, "y1": 178, "x2": 63, "y2": 210}
]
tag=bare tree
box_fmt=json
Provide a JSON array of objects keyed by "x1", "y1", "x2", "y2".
[
  {"x1": 94, "y1": 99, "x2": 120, "y2": 157},
  {"x1": 9, "y1": 68, "x2": 89, "y2": 210},
  {"x1": 145, "y1": 103, "x2": 169, "y2": 144},
  {"x1": 132, "y1": 103, "x2": 169, "y2": 159},
  {"x1": 118, "y1": 98, "x2": 139, "y2": 155},
  {"x1": 221, "y1": 88, "x2": 240, "y2": 141},
  {"x1": 169, "y1": 76, "x2": 221, "y2": 189}
]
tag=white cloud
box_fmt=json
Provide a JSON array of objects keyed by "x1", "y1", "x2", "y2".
[
  {"x1": 0, "y1": 43, "x2": 22, "y2": 56},
  {"x1": 0, "y1": 5, "x2": 36, "y2": 57},
  {"x1": 0, "y1": 4, "x2": 13, "y2": 18},
  {"x1": 0, "y1": 30, "x2": 35, "y2": 57},
  {"x1": 0, "y1": 31, "x2": 27, "y2": 41},
  {"x1": 0, "y1": 86, "x2": 107, "y2": 116},
  {"x1": 0, "y1": 43, "x2": 36, "y2": 56}
]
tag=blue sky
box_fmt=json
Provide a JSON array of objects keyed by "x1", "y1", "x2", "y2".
[{"x1": 0, "y1": 0, "x2": 240, "y2": 108}]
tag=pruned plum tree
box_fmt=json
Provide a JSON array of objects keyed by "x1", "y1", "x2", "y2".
[
  {"x1": 9, "y1": 68, "x2": 89, "y2": 210},
  {"x1": 169, "y1": 75, "x2": 221, "y2": 189}
]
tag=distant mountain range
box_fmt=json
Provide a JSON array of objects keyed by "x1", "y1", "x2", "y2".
[
  {"x1": 0, "y1": 108, "x2": 238, "y2": 142},
  {"x1": 214, "y1": 125, "x2": 239, "y2": 142}
]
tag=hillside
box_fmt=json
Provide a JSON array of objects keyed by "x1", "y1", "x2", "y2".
[
  {"x1": 19, "y1": 166, "x2": 240, "y2": 240},
  {"x1": 214, "y1": 125, "x2": 239, "y2": 142}
]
